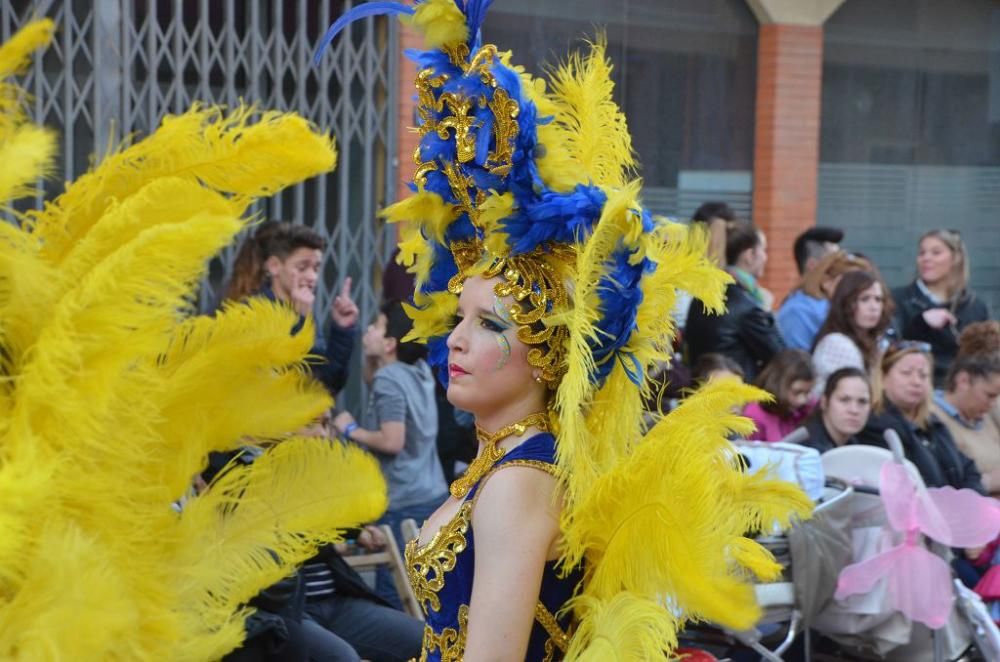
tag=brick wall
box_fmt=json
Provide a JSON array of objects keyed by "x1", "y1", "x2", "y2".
[
  {"x1": 395, "y1": 24, "x2": 421, "y2": 204},
  {"x1": 753, "y1": 23, "x2": 824, "y2": 301}
]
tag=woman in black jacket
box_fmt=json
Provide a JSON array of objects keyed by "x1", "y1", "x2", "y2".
[
  {"x1": 858, "y1": 341, "x2": 984, "y2": 492},
  {"x1": 893, "y1": 229, "x2": 989, "y2": 386},
  {"x1": 686, "y1": 222, "x2": 784, "y2": 381}
]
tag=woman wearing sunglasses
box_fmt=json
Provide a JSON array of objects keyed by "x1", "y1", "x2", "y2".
[
  {"x1": 893, "y1": 229, "x2": 990, "y2": 386},
  {"x1": 859, "y1": 341, "x2": 984, "y2": 492}
]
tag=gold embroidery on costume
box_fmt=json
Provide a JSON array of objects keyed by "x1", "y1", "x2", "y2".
[
  {"x1": 405, "y1": 502, "x2": 473, "y2": 612},
  {"x1": 418, "y1": 604, "x2": 470, "y2": 662},
  {"x1": 450, "y1": 412, "x2": 551, "y2": 498},
  {"x1": 534, "y1": 601, "x2": 571, "y2": 660}
]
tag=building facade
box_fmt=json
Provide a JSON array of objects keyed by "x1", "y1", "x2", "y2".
[{"x1": 396, "y1": 0, "x2": 1000, "y2": 309}]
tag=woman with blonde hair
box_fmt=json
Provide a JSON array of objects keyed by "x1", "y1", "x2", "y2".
[
  {"x1": 858, "y1": 341, "x2": 983, "y2": 492},
  {"x1": 893, "y1": 229, "x2": 990, "y2": 385}
]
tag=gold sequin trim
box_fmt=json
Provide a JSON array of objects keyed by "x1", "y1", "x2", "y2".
[
  {"x1": 534, "y1": 602, "x2": 571, "y2": 658},
  {"x1": 418, "y1": 604, "x2": 469, "y2": 662},
  {"x1": 405, "y1": 502, "x2": 473, "y2": 614}
]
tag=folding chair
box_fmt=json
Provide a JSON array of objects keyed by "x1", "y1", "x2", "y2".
[{"x1": 341, "y1": 524, "x2": 422, "y2": 619}]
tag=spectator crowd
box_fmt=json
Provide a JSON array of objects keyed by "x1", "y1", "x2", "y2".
[{"x1": 202, "y1": 206, "x2": 998, "y2": 661}]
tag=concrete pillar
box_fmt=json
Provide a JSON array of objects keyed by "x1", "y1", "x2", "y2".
[{"x1": 746, "y1": 0, "x2": 846, "y2": 300}]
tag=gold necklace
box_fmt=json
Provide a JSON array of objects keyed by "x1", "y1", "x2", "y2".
[{"x1": 449, "y1": 412, "x2": 550, "y2": 498}]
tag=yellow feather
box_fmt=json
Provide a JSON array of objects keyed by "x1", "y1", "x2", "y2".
[
  {"x1": 152, "y1": 300, "x2": 333, "y2": 497},
  {"x1": 544, "y1": 35, "x2": 635, "y2": 190},
  {"x1": 728, "y1": 536, "x2": 783, "y2": 582},
  {"x1": 59, "y1": 177, "x2": 245, "y2": 285},
  {"x1": 0, "y1": 19, "x2": 54, "y2": 79},
  {"x1": 381, "y1": 187, "x2": 458, "y2": 244},
  {"x1": 558, "y1": 378, "x2": 810, "y2": 650},
  {"x1": 479, "y1": 191, "x2": 515, "y2": 257},
  {"x1": 0, "y1": 24, "x2": 376, "y2": 654},
  {"x1": 401, "y1": 0, "x2": 469, "y2": 50},
  {"x1": 553, "y1": 182, "x2": 643, "y2": 515},
  {"x1": 566, "y1": 594, "x2": 677, "y2": 661},
  {"x1": 403, "y1": 291, "x2": 459, "y2": 342},
  {"x1": 0, "y1": 124, "x2": 56, "y2": 204},
  {"x1": 27, "y1": 105, "x2": 336, "y2": 264},
  {"x1": 173, "y1": 439, "x2": 386, "y2": 661}
]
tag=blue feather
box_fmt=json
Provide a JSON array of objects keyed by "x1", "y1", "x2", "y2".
[
  {"x1": 474, "y1": 109, "x2": 494, "y2": 166},
  {"x1": 444, "y1": 214, "x2": 478, "y2": 243},
  {"x1": 423, "y1": 243, "x2": 459, "y2": 295},
  {"x1": 463, "y1": 0, "x2": 494, "y2": 44},
  {"x1": 427, "y1": 335, "x2": 451, "y2": 387},
  {"x1": 501, "y1": 185, "x2": 606, "y2": 254},
  {"x1": 470, "y1": 166, "x2": 505, "y2": 193},
  {"x1": 314, "y1": 2, "x2": 415, "y2": 65},
  {"x1": 589, "y1": 249, "x2": 648, "y2": 385},
  {"x1": 424, "y1": 170, "x2": 452, "y2": 200}
]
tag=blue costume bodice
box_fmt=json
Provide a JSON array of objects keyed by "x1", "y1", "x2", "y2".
[{"x1": 404, "y1": 433, "x2": 581, "y2": 661}]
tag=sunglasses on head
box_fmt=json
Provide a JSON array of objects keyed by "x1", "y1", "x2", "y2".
[{"x1": 888, "y1": 340, "x2": 932, "y2": 355}]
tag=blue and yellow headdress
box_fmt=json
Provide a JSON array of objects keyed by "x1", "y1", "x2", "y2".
[{"x1": 321, "y1": 3, "x2": 811, "y2": 657}]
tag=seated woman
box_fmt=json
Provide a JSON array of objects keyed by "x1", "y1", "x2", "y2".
[
  {"x1": 801, "y1": 367, "x2": 872, "y2": 453},
  {"x1": 858, "y1": 341, "x2": 984, "y2": 492},
  {"x1": 811, "y1": 270, "x2": 893, "y2": 396},
  {"x1": 744, "y1": 349, "x2": 816, "y2": 442},
  {"x1": 931, "y1": 321, "x2": 1000, "y2": 496}
]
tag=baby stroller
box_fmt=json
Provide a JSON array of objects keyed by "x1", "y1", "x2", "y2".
[
  {"x1": 813, "y1": 430, "x2": 1000, "y2": 661},
  {"x1": 679, "y1": 430, "x2": 852, "y2": 661}
]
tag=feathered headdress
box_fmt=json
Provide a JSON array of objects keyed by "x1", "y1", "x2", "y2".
[
  {"x1": 0, "y1": 20, "x2": 386, "y2": 660},
  {"x1": 318, "y1": 2, "x2": 811, "y2": 657}
]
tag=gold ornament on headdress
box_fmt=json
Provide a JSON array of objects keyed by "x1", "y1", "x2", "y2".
[{"x1": 414, "y1": 40, "x2": 574, "y2": 389}]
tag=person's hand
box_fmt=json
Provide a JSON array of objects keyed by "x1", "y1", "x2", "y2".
[
  {"x1": 330, "y1": 277, "x2": 359, "y2": 329},
  {"x1": 357, "y1": 525, "x2": 387, "y2": 551},
  {"x1": 922, "y1": 308, "x2": 956, "y2": 329},
  {"x1": 333, "y1": 411, "x2": 356, "y2": 435},
  {"x1": 290, "y1": 282, "x2": 316, "y2": 317}
]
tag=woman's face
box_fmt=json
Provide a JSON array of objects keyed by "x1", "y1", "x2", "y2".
[
  {"x1": 266, "y1": 247, "x2": 322, "y2": 304},
  {"x1": 822, "y1": 376, "x2": 871, "y2": 438},
  {"x1": 445, "y1": 276, "x2": 544, "y2": 418},
  {"x1": 852, "y1": 281, "x2": 884, "y2": 331},
  {"x1": 883, "y1": 352, "x2": 932, "y2": 414},
  {"x1": 951, "y1": 372, "x2": 1000, "y2": 421},
  {"x1": 917, "y1": 237, "x2": 955, "y2": 286}
]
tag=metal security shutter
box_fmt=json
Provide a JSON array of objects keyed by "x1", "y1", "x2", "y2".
[{"x1": 3, "y1": 0, "x2": 398, "y2": 409}]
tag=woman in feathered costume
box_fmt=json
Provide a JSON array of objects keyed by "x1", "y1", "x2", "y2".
[
  {"x1": 316, "y1": 2, "x2": 812, "y2": 660},
  {"x1": 0, "y1": 20, "x2": 386, "y2": 661}
]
